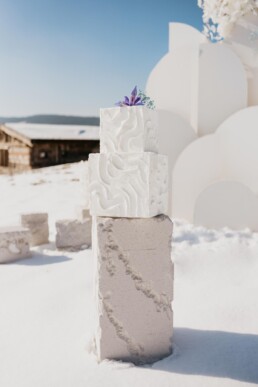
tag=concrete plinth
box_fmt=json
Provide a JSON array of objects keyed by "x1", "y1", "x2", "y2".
[
  {"x1": 0, "y1": 227, "x2": 31, "y2": 263},
  {"x1": 93, "y1": 214, "x2": 173, "y2": 364},
  {"x1": 55, "y1": 218, "x2": 91, "y2": 251},
  {"x1": 21, "y1": 213, "x2": 49, "y2": 246}
]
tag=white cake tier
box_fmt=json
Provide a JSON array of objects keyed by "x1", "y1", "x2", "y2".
[
  {"x1": 100, "y1": 106, "x2": 158, "y2": 153},
  {"x1": 89, "y1": 152, "x2": 168, "y2": 218}
]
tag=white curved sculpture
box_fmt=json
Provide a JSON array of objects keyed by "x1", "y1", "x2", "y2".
[
  {"x1": 157, "y1": 110, "x2": 197, "y2": 214},
  {"x1": 173, "y1": 106, "x2": 258, "y2": 229},
  {"x1": 198, "y1": 43, "x2": 247, "y2": 136},
  {"x1": 146, "y1": 23, "x2": 247, "y2": 136},
  {"x1": 169, "y1": 22, "x2": 207, "y2": 51},
  {"x1": 218, "y1": 106, "x2": 258, "y2": 194},
  {"x1": 146, "y1": 50, "x2": 199, "y2": 129},
  {"x1": 146, "y1": 20, "x2": 258, "y2": 230},
  {"x1": 172, "y1": 134, "x2": 222, "y2": 222},
  {"x1": 194, "y1": 181, "x2": 258, "y2": 231}
]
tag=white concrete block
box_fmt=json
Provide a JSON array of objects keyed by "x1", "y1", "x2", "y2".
[
  {"x1": 55, "y1": 218, "x2": 91, "y2": 251},
  {"x1": 93, "y1": 215, "x2": 173, "y2": 364},
  {"x1": 89, "y1": 152, "x2": 168, "y2": 218},
  {"x1": 0, "y1": 227, "x2": 31, "y2": 263},
  {"x1": 21, "y1": 213, "x2": 49, "y2": 246},
  {"x1": 100, "y1": 106, "x2": 158, "y2": 153}
]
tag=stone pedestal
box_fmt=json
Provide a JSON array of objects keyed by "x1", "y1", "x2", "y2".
[
  {"x1": 0, "y1": 227, "x2": 31, "y2": 263},
  {"x1": 93, "y1": 215, "x2": 173, "y2": 364},
  {"x1": 21, "y1": 213, "x2": 49, "y2": 246},
  {"x1": 55, "y1": 218, "x2": 91, "y2": 251}
]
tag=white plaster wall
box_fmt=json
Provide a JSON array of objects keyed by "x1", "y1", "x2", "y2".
[
  {"x1": 248, "y1": 68, "x2": 258, "y2": 106},
  {"x1": 157, "y1": 110, "x2": 197, "y2": 216},
  {"x1": 169, "y1": 23, "x2": 206, "y2": 52},
  {"x1": 194, "y1": 181, "x2": 258, "y2": 231},
  {"x1": 217, "y1": 106, "x2": 258, "y2": 194},
  {"x1": 172, "y1": 134, "x2": 223, "y2": 222},
  {"x1": 198, "y1": 43, "x2": 247, "y2": 136},
  {"x1": 173, "y1": 106, "x2": 258, "y2": 229},
  {"x1": 147, "y1": 23, "x2": 247, "y2": 139},
  {"x1": 146, "y1": 49, "x2": 199, "y2": 129},
  {"x1": 146, "y1": 22, "x2": 258, "y2": 229}
]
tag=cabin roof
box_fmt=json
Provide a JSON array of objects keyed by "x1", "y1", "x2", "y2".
[{"x1": 2, "y1": 123, "x2": 100, "y2": 142}]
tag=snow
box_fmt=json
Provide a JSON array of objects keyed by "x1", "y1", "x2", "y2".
[
  {"x1": 5, "y1": 122, "x2": 100, "y2": 140},
  {"x1": 0, "y1": 163, "x2": 258, "y2": 387}
]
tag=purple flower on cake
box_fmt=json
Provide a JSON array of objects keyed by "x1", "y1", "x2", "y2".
[
  {"x1": 115, "y1": 86, "x2": 155, "y2": 109},
  {"x1": 116, "y1": 86, "x2": 144, "y2": 107}
]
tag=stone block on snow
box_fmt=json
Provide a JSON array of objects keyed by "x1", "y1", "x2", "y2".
[
  {"x1": 93, "y1": 215, "x2": 173, "y2": 364},
  {"x1": 100, "y1": 106, "x2": 158, "y2": 153},
  {"x1": 75, "y1": 206, "x2": 91, "y2": 221},
  {"x1": 21, "y1": 212, "x2": 49, "y2": 246},
  {"x1": 0, "y1": 226, "x2": 31, "y2": 263},
  {"x1": 89, "y1": 152, "x2": 168, "y2": 218},
  {"x1": 55, "y1": 218, "x2": 91, "y2": 251}
]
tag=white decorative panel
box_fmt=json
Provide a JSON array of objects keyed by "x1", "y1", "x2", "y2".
[
  {"x1": 194, "y1": 181, "x2": 258, "y2": 231},
  {"x1": 157, "y1": 110, "x2": 197, "y2": 216},
  {"x1": 198, "y1": 43, "x2": 247, "y2": 136},
  {"x1": 146, "y1": 49, "x2": 199, "y2": 130},
  {"x1": 217, "y1": 106, "x2": 258, "y2": 194},
  {"x1": 169, "y1": 22, "x2": 207, "y2": 52},
  {"x1": 172, "y1": 135, "x2": 222, "y2": 222}
]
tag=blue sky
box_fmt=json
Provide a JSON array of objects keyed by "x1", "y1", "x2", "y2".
[{"x1": 0, "y1": 0, "x2": 203, "y2": 117}]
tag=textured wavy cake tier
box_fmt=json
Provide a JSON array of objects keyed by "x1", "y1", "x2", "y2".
[
  {"x1": 100, "y1": 106, "x2": 158, "y2": 153},
  {"x1": 89, "y1": 152, "x2": 168, "y2": 218}
]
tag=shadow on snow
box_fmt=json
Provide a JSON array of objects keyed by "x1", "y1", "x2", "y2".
[{"x1": 151, "y1": 327, "x2": 258, "y2": 384}]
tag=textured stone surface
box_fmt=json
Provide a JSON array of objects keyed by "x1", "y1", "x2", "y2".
[
  {"x1": 21, "y1": 213, "x2": 49, "y2": 246},
  {"x1": 0, "y1": 227, "x2": 31, "y2": 263},
  {"x1": 93, "y1": 215, "x2": 173, "y2": 364},
  {"x1": 100, "y1": 106, "x2": 158, "y2": 154},
  {"x1": 76, "y1": 206, "x2": 91, "y2": 221},
  {"x1": 89, "y1": 152, "x2": 168, "y2": 218},
  {"x1": 55, "y1": 219, "x2": 91, "y2": 250}
]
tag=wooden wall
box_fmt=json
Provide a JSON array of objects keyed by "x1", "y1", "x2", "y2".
[
  {"x1": 31, "y1": 140, "x2": 99, "y2": 168},
  {"x1": 0, "y1": 128, "x2": 31, "y2": 169},
  {"x1": 0, "y1": 126, "x2": 100, "y2": 170}
]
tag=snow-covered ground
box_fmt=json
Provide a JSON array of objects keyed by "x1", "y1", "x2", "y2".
[{"x1": 0, "y1": 163, "x2": 258, "y2": 387}]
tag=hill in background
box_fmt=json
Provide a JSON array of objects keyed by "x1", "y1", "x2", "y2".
[{"x1": 0, "y1": 114, "x2": 100, "y2": 126}]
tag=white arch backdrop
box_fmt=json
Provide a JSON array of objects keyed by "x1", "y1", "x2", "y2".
[
  {"x1": 194, "y1": 181, "x2": 258, "y2": 231},
  {"x1": 146, "y1": 21, "x2": 258, "y2": 230},
  {"x1": 172, "y1": 106, "x2": 258, "y2": 228}
]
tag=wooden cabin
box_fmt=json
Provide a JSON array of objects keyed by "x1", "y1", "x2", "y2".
[{"x1": 0, "y1": 123, "x2": 99, "y2": 171}]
